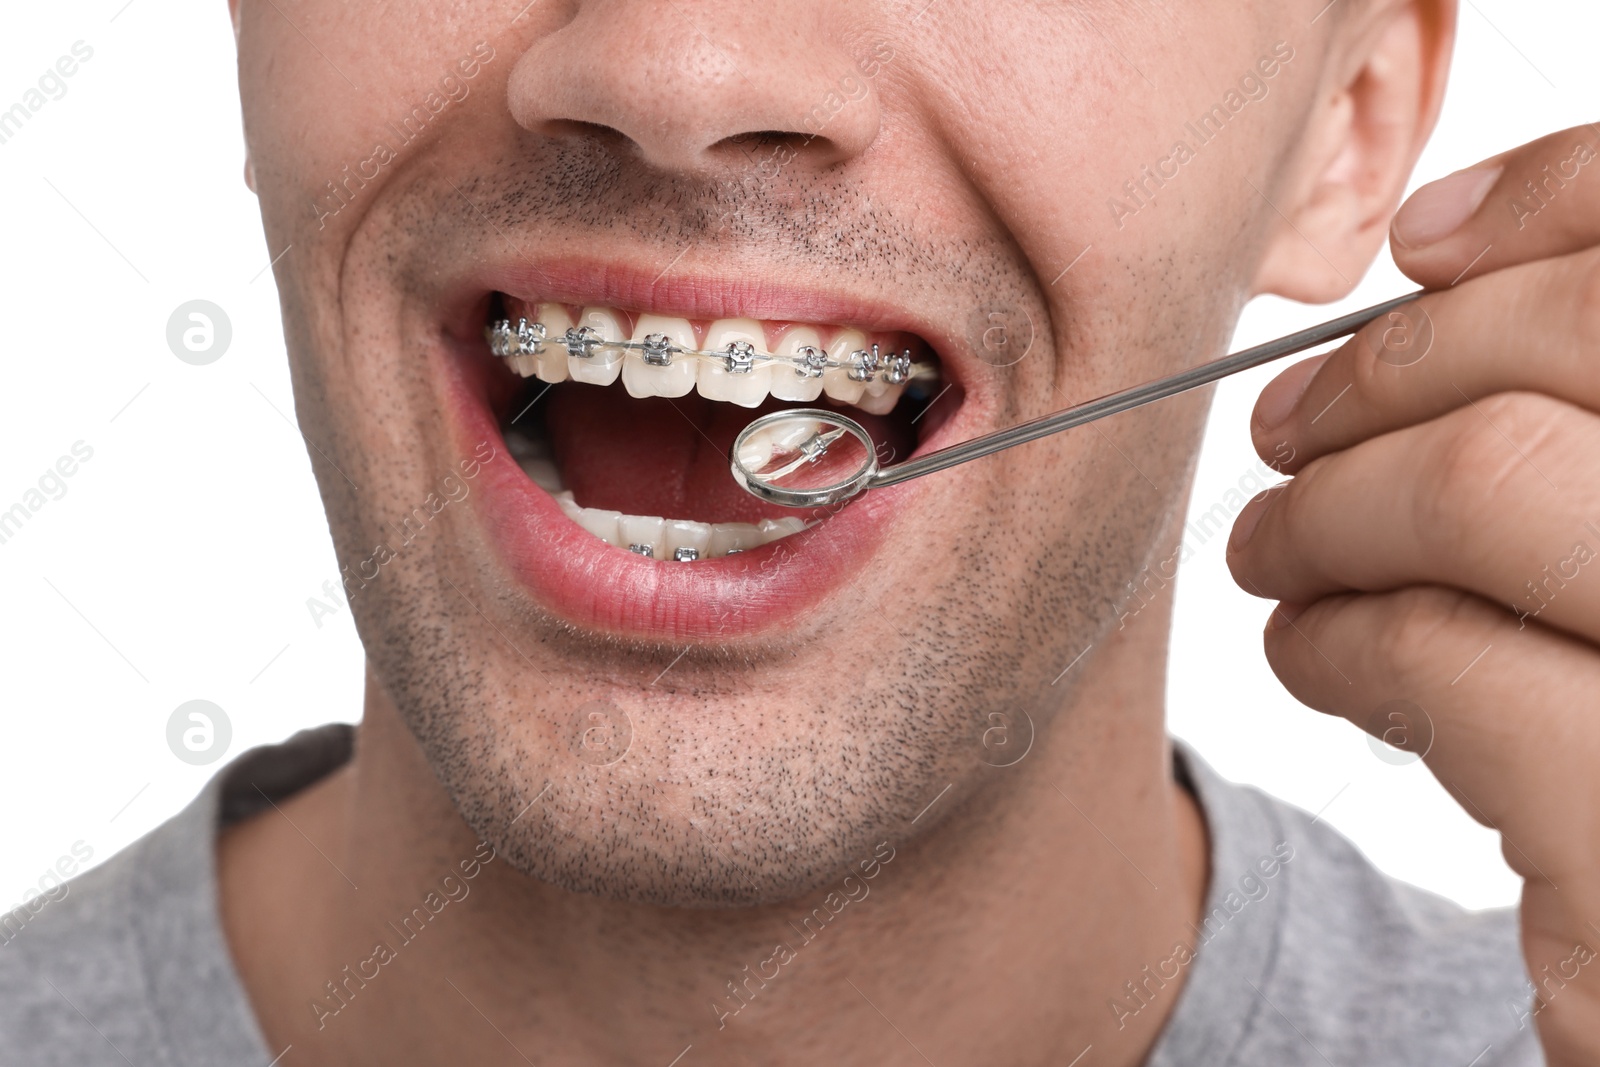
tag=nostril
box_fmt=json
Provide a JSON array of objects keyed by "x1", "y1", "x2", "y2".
[
  {"x1": 729, "y1": 131, "x2": 799, "y2": 146},
  {"x1": 713, "y1": 128, "x2": 846, "y2": 170},
  {"x1": 538, "y1": 118, "x2": 630, "y2": 145},
  {"x1": 718, "y1": 130, "x2": 809, "y2": 154}
]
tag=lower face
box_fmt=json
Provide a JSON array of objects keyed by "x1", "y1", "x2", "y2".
[{"x1": 244, "y1": 1, "x2": 1282, "y2": 905}]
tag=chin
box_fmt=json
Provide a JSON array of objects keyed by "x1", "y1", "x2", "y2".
[{"x1": 405, "y1": 682, "x2": 976, "y2": 908}]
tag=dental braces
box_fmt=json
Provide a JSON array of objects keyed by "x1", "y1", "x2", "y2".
[
  {"x1": 486, "y1": 317, "x2": 937, "y2": 386},
  {"x1": 625, "y1": 545, "x2": 736, "y2": 561},
  {"x1": 629, "y1": 544, "x2": 708, "y2": 561}
]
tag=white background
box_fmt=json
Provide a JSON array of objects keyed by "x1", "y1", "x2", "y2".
[{"x1": 1, "y1": 1, "x2": 1593, "y2": 913}]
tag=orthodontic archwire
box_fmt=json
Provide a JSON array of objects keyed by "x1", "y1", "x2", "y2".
[{"x1": 485, "y1": 317, "x2": 939, "y2": 386}]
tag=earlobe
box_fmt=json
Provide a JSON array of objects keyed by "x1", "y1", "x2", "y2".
[{"x1": 1252, "y1": 0, "x2": 1456, "y2": 303}]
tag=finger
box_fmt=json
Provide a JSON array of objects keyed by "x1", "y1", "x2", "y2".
[
  {"x1": 1270, "y1": 586, "x2": 1600, "y2": 1062},
  {"x1": 1229, "y1": 394, "x2": 1600, "y2": 646},
  {"x1": 1261, "y1": 585, "x2": 1600, "y2": 888},
  {"x1": 1250, "y1": 247, "x2": 1600, "y2": 473},
  {"x1": 1390, "y1": 123, "x2": 1600, "y2": 287}
]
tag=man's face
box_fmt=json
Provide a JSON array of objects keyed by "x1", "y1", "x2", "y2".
[{"x1": 237, "y1": 0, "x2": 1312, "y2": 905}]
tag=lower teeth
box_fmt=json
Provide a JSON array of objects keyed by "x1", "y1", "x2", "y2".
[{"x1": 505, "y1": 425, "x2": 808, "y2": 560}]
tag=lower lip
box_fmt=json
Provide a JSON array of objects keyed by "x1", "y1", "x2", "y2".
[{"x1": 436, "y1": 334, "x2": 932, "y2": 640}]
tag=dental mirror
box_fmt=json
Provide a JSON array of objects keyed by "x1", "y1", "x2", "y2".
[
  {"x1": 730, "y1": 410, "x2": 877, "y2": 508},
  {"x1": 731, "y1": 290, "x2": 1427, "y2": 509}
]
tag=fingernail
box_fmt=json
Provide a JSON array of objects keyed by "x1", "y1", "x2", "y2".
[
  {"x1": 1255, "y1": 352, "x2": 1330, "y2": 432},
  {"x1": 1391, "y1": 166, "x2": 1501, "y2": 249},
  {"x1": 1229, "y1": 487, "x2": 1281, "y2": 553},
  {"x1": 1266, "y1": 602, "x2": 1308, "y2": 631}
]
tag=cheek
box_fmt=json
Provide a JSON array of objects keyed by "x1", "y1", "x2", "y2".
[{"x1": 238, "y1": 2, "x2": 502, "y2": 242}]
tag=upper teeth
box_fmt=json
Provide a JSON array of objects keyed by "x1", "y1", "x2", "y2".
[{"x1": 486, "y1": 305, "x2": 936, "y2": 415}]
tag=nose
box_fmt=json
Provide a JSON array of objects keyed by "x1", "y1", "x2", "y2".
[{"x1": 506, "y1": 1, "x2": 882, "y2": 175}]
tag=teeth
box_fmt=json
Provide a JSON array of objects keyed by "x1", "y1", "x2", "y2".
[
  {"x1": 708, "y1": 522, "x2": 764, "y2": 556},
  {"x1": 856, "y1": 352, "x2": 908, "y2": 415},
  {"x1": 497, "y1": 302, "x2": 935, "y2": 415},
  {"x1": 573, "y1": 507, "x2": 622, "y2": 543},
  {"x1": 766, "y1": 416, "x2": 822, "y2": 451},
  {"x1": 618, "y1": 514, "x2": 668, "y2": 560},
  {"x1": 759, "y1": 517, "x2": 807, "y2": 542},
  {"x1": 553, "y1": 499, "x2": 804, "y2": 560},
  {"x1": 855, "y1": 381, "x2": 906, "y2": 415},
  {"x1": 622, "y1": 314, "x2": 697, "y2": 399},
  {"x1": 736, "y1": 415, "x2": 822, "y2": 474},
  {"x1": 698, "y1": 319, "x2": 772, "y2": 408},
  {"x1": 822, "y1": 330, "x2": 868, "y2": 405},
  {"x1": 735, "y1": 433, "x2": 774, "y2": 473},
  {"x1": 769, "y1": 327, "x2": 826, "y2": 403},
  {"x1": 501, "y1": 299, "x2": 920, "y2": 557},
  {"x1": 532, "y1": 304, "x2": 571, "y2": 382},
  {"x1": 664, "y1": 519, "x2": 712, "y2": 559},
  {"x1": 569, "y1": 307, "x2": 626, "y2": 386}
]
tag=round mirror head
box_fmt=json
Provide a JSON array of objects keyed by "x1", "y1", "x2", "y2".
[{"x1": 729, "y1": 408, "x2": 878, "y2": 508}]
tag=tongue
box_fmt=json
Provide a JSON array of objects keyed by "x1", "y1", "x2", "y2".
[{"x1": 544, "y1": 386, "x2": 904, "y2": 525}]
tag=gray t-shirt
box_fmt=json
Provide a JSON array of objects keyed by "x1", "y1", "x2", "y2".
[{"x1": 0, "y1": 724, "x2": 1544, "y2": 1065}]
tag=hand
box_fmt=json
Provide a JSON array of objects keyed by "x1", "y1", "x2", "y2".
[{"x1": 1227, "y1": 123, "x2": 1600, "y2": 1066}]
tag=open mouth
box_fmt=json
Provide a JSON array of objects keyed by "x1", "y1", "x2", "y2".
[
  {"x1": 482, "y1": 293, "x2": 949, "y2": 562},
  {"x1": 427, "y1": 261, "x2": 971, "y2": 639}
]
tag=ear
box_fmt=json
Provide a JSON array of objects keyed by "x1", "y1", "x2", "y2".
[{"x1": 1252, "y1": 0, "x2": 1456, "y2": 302}]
